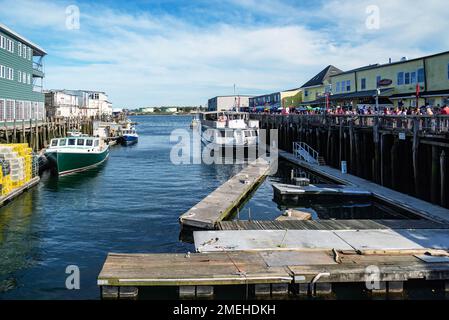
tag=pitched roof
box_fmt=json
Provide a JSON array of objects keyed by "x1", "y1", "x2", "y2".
[
  {"x1": 301, "y1": 65, "x2": 343, "y2": 88},
  {"x1": 0, "y1": 23, "x2": 47, "y2": 55}
]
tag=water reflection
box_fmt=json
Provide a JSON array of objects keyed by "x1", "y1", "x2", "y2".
[{"x1": 0, "y1": 191, "x2": 36, "y2": 293}]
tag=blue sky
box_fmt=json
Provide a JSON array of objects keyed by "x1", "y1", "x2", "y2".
[{"x1": 1, "y1": 0, "x2": 448, "y2": 108}]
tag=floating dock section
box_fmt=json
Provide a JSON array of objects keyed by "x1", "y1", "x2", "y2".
[
  {"x1": 279, "y1": 150, "x2": 449, "y2": 224},
  {"x1": 179, "y1": 158, "x2": 271, "y2": 229}
]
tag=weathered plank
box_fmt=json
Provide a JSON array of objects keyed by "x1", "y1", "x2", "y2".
[
  {"x1": 98, "y1": 252, "x2": 292, "y2": 287},
  {"x1": 179, "y1": 159, "x2": 271, "y2": 229},
  {"x1": 217, "y1": 219, "x2": 449, "y2": 231}
]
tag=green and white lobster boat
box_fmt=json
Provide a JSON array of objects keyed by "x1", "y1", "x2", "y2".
[{"x1": 45, "y1": 137, "x2": 109, "y2": 176}]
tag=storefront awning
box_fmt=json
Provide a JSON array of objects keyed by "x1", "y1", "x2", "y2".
[{"x1": 330, "y1": 88, "x2": 394, "y2": 101}]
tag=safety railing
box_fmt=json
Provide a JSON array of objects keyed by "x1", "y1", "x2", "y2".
[{"x1": 293, "y1": 142, "x2": 319, "y2": 165}]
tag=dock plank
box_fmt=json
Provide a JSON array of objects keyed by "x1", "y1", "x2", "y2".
[
  {"x1": 98, "y1": 252, "x2": 292, "y2": 287},
  {"x1": 194, "y1": 229, "x2": 449, "y2": 253},
  {"x1": 179, "y1": 159, "x2": 271, "y2": 229},
  {"x1": 217, "y1": 219, "x2": 449, "y2": 231}
]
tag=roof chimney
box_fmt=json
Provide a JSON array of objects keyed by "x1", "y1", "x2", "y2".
[{"x1": 389, "y1": 58, "x2": 392, "y2": 63}]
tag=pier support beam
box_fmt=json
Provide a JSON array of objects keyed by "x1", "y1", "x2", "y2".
[
  {"x1": 441, "y1": 151, "x2": 447, "y2": 208},
  {"x1": 431, "y1": 145, "x2": 440, "y2": 204}
]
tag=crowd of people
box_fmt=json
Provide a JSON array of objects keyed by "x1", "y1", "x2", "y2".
[{"x1": 254, "y1": 104, "x2": 449, "y2": 116}]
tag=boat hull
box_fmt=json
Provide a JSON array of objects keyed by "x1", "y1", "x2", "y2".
[
  {"x1": 45, "y1": 148, "x2": 109, "y2": 176},
  {"x1": 122, "y1": 135, "x2": 138, "y2": 146}
]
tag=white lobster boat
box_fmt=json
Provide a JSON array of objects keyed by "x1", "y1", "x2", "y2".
[{"x1": 199, "y1": 112, "x2": 259, "y2": 149}]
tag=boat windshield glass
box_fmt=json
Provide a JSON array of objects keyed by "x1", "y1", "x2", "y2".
[
  {"x1": 77, "y1": 139, "x2": 85, "y2": 146},
  {"x1": 68, "y1": 139, "x2": 76, "y2": 146},
  {"x1": 225, "y1": 131, "x2": 234, "y2": 138},
  {"x1": 86, "y1": 139, "x2": 93, "y2": 146},
  {"x1": 51, "y1": 140, "x2": 58, "y2": 147},
  {"x1": 94, "y1": 140, "x2": 99, "y2": 147},
  {"x1": 60, "y1": 139, "x2": 67, "y2": 146}
]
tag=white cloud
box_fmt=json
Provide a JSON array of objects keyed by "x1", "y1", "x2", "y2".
[{"x1": 1, "y1": 0, "x2": 448, "y2": 107}]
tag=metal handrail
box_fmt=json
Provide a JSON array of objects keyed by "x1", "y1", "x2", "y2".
[{"x1": 293, "y1": 142, "x2": 319, "y2": 164}]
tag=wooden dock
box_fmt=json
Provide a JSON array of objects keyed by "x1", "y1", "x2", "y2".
[
  {"x1": 98, "y1": 247, "x2": 449, "y2": 299},
  {"x1": 0, "y1": 176, "x2": 40, "y2": 208},
  {"x1": 280, "y1": 150, "x2": 449, "y2": 224},
  {"x1": 179, "y1": 158, "x2": 271, "y2": 229}
]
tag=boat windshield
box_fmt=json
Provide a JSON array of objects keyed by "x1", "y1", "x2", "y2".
[
  {"x1": 50, "y1": 138, "x2": 98, "y2": 148},
  {"x1": 68, "y1": 139, "x2": 76, "y2": 146}
]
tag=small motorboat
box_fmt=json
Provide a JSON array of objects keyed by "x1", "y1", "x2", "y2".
[{"x1": 121, "y1": 128, "x2": 138, "y2": 146}]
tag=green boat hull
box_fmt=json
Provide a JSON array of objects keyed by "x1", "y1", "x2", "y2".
[{"x1": 46, "y1": 148, "x2": 109, "y2": 175}]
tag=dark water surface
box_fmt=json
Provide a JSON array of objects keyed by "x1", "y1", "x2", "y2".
[
  {"x1": 0, "y1": 115, "x2": 430, "y2": 300},
  {"x1": 0, "y1": 115, "x2": 244, "y2": 299}
]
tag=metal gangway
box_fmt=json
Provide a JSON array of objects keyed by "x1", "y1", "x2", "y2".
[{"x1": 293, "y1": 142, "x2": 320, "y2": 165}]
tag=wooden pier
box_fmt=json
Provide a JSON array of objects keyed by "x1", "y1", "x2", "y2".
[
  {"x1": 98, "y1": 247, "x2": 449, "y2": 299},
  {"x1": 179, "y1": 158, "x2": 271, "y2": 229},
  {"x1": 253, "y1": 114, "x2": 449, "y2": 209},
  {"x1": 0, "y1": 176, "x2": 40, "y2": 208}
]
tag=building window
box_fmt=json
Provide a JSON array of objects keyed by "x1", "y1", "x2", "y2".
[
  {"x1": 27, "y1": 73, "x2": 31, "y2": 85},
  {"x1": 0, "y1": 65, "x2": 5, "y2": 78},
  {"x1": 346, "y1": 80, "x2": 351, "y2": 92},
  {"x1": 23, "y1": 73, "x2": 26, "y2": 84},
  {"x1": 0, "y1": 36, "x2": 5, "y2": 49},
  {"x1": 405, "y1": 72, "x2": 410, "y2": 85},
  {"x1": 18, "y1": 70, "x2": 22, "y2": 83},
  {"x1": 28, "y1": 48, "x2": 32, "y2": 60},
  {"x1": 397, "y1": 72, "x2": 404, "y2": 85},
  {"x1": 18, "y1": 43, "x2": 22, "y2": 57},
  {"x1": 336, "y1": 82, "x2": 340, "y2": 93},
  {"x1": 361, "y1": 78, "x2": 366, "y2": 90},
  {"x1": 376, "y1": 76, "x2": 381, "y2": 87},
  {"x1": 411, "y1": 71, "x2": 417, "y2": 84},
  {"x1": 304, "y1": 90, "x2": 309, "y2": 97},
  {"x1": 417, "y1": 68, "x2": 425, "y2": 83},
  {"x1": 23, "y1": 45, "x2": 27, "y2": 59}
]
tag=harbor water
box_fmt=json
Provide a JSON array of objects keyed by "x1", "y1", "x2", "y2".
[{"x1": 0, "y1": 115, "x2": 436, "y2": 299}]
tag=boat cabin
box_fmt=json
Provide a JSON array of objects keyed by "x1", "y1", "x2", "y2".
[
  {"x1": 48, "y1": 137, "x2": 103, "y2": 149},
  {"x1": 122, "y1": 129, "x2": 137, "y2": 135}
]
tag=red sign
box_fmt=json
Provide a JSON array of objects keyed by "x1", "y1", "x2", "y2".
[{"x1": 377, "y1": 79, "x2": 393, "y2": 87}]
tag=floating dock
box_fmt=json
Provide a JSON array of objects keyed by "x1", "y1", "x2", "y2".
[
  {"x1": 98, "y1": 247, "x2": 449, "y2": 299},
  {"x1": 272, "y1": 183, "x2": 371, "y2": 201},
  {"x1": 279, "y1": 150, "x2": 449, "y2": 224},
  {"x1": 0, "y1": 176, "x2": 40, "y2": 208},
  {"x1": 179, "y1": 158, "x2": 271, "y2": 229}
]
